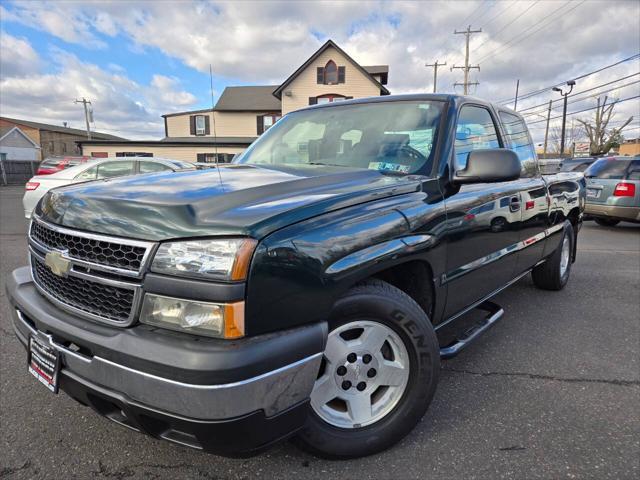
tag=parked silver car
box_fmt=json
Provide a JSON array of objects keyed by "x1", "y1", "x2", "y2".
[{"x1": 584, "y1": 156, "x2": 640, "y2": 226}]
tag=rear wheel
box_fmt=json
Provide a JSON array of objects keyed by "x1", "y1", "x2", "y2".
[
  {"x1": 594, "y1": 217, "x2": 620, "y2": 227},
  {"x1": 532, "y1": 222, "x2": 574, "y2": 291},
  {"x1": 295, "y1": 279, "x2": 439, "y2": 458}
]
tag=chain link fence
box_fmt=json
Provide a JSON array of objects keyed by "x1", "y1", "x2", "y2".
[{"x1": 0, "y1": 159, "x2": 39, "y2": 185}]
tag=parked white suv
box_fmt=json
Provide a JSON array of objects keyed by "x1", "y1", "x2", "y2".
[{"x1": 23, "y1": 157, "x2": 196, "y2": 218}]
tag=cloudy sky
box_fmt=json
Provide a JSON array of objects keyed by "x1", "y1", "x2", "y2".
[{"x1": 1, "y1": 0, "x2": 639, "y2": 142}]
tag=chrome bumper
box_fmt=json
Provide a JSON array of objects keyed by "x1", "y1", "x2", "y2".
[{"x1": 9, "y1": 266, "x2": 323, "y2": 421}]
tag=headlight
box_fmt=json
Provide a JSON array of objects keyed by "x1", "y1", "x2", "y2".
[
  {"x1": 140, "y1": 294, "x2": 244, "y2": 339},
  {"x1": 151, "y1": 238, "x2": 257, "y2": 281}
]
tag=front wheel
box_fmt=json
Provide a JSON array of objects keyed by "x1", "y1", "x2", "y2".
[{"x1": 295, "y1": 279, "x2": 440, "y2": 459}]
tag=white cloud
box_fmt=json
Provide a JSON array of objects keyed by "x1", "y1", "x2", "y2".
[
  {"x1": 150, "y1": 75, "x2": 198, "y2": 106},
  {"x1": 0, "y1": 31, "x2": 41, "y2": 76},
  {"x1": 0, "y1": 43, "x2": 198, "y2": 139}
]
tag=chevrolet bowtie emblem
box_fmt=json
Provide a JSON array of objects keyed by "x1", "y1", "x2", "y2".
[{"x1": 45, "y1": 251, "x2": 71, "y2": 277}]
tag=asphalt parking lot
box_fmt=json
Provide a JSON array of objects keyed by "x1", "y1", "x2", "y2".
[{"x1": 0, "y1": 185, "x2": 638, "y2": 480}]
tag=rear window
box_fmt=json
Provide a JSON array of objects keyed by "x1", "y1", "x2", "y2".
[
  {"x1": 39, "y1": 158, "x2": 62, "y2": 167},
  {"x1": 585, "y1": 158, "x2": 633, "y2": 179}
]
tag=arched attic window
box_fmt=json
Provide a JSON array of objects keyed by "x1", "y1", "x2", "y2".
[
  {"x1": 316, "y1": 60, "x2": 345, "y2": 85},
  {"x1": 324, "y1": 60, "x2": 338, "y2": 84}
]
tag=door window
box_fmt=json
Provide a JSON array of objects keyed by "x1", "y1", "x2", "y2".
[
  {"x1": 75, "y1": 165, "x2": 98, "y2": 180},
  {"x1": 455, "y1": 105, "x2": 500, "y2": 169},
  {"x1": 499, "y1": 111, "x2": 538, "y2": 177},
  {"x1": 96, "y1": 161, "x2": 134, "y2": 179},
  {"x1": 139, "y1": 161, "x2": 172, "y2": 174}
]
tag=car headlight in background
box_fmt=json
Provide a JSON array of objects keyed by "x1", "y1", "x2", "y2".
[
  {"x1": 151, "y1": 238, "x2": 257, "y2": 281},
  {"x1": 140, "y1": 294, "x2": 245, "y2": 339}
]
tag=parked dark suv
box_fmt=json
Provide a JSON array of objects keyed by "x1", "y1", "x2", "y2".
[{"x1": 7, "y1": 94, "x2": 585, "y2": 458}]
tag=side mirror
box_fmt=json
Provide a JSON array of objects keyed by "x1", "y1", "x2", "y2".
[{"x1": 454, "y1": 149, "x2": 521, "y2": 184}]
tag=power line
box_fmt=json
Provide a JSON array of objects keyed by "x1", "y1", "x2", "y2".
[
  {"x1": 458, "y1": 0, "x2": 489, "y2": 29},
  {"x1": 522, "y1": 79, "x2": 640, "y2": 118},
  {"x1": 518, "y1": 72, "x2": 640, "y2": 114},
  {"x1": 477, "y1": 0, "x2": 581, "y2": 65},
  {"x1": 521, "y1": 79, "x2": 640, "y2": 119},
  {"x1": 525, "y1": 94, "x2": 640, "y2": 125},
  {"x1": 472, "y1": 0, "x2": 541, "y2": 53},
  {"x1": 497, "y1": 53, "x2": 640, "y2": 104},
  {"x1": 481, "y1": 0, "x2": 520, "y2": 31}
]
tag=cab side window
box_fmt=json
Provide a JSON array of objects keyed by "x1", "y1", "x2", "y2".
[
  {"x1": 455, "y1": 106, "x2": 501, "y2": 169},
  {"x1": 96, "y1": 161, "x2": 134, "y2": 179},
  {"x1": 499, "y1": 111, "x2": 538, "y2": 177}
]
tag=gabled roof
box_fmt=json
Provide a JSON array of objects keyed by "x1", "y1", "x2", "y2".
[
  {"x1": 0, "y1": 126, "x2": 41, "y2": 147},
  {"x1": 363, "y1": 65, "x2": 389, "y2": 85},
  {"x1": 0, "y1": 116, "x2": 124, "y2": 140},
  {"x1": 272, "y1": 39, "x2": 390, "y2": 99},
  {"x1": 215, "y1": 86, "x2": 281, "y2": 111},
  {"x1": 162, "y1": 86, "x2": 281, "y2": 118}
]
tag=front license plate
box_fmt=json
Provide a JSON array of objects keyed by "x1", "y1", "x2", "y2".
[
  {"x1": 28, "y1": 334, "x2": 60, "y2": 393},
  {"x1": 586, "y1": 188, "x2": 600, "y2": 198}
]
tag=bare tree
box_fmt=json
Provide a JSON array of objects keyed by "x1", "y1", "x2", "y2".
[
  {"x1": 577, "y1": 96, "x2": 634, "y2": 155},
  {"x1": 549, "y1": 123, "x2": 584, "y2": 155}
]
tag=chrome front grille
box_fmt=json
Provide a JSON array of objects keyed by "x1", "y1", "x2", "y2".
[
  {"x1": 29, "y1": 218, "x2": 154, "y2": 278},
  {"x1": 28, "y1": 216, "x2": 154, "y2": 326},
  {"x1": 31, "y1": 253, "x2": 137, "y2": 324}
]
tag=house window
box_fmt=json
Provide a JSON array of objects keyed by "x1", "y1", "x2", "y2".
[
  {"x1": 195, "y1": 115, "x2": 206, "y2": 135},
  {"x1": 91, "y1": 152, "x2": 108, "y2": 158},
  {"x1": 257, "y1": 114, "x2": 281, "y2": 134},
  {"x1": 309, "y1": 94, "x2": 352, "y2": 105},
  {"x1": 116, "y1": 152, "x2": 153, "y2": 157},
  {"x1": 190, "y1": 114, "x2": 210, "y2": 136},
  {"x1": 197, "y1": 153, "x2": 235, "y2": 163},
  {"x1": 317, "y1": 61, "x2": 346, "y2": 85}
]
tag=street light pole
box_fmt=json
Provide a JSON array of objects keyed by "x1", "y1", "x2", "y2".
[{"x1": 552, "y1": 80, "x2": 575, "y2": 156}]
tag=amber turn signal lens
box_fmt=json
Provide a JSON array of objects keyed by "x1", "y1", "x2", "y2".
[
  {"x1": 230, "y1": 239, "x2": 258, "y2": 281},
  {"x1": 224, "y1": 301, "x2": 245, "y2": 339}
]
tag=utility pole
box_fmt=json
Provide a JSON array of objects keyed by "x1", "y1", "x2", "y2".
[
  {"x1": 425, "y1": 60, "x2": 447, "y2": 93},
  {"x1": 74, "y1": 97, "x2": 92, "y2": 140},
  {"x1": 513, "y1": 79, "x2": 520, "y2": 110},
  {"x1": 552, "y1": 80, "x2": 575, "y2": 156},
  {"x1": 543, "y1": 100, "x2": 552, "y2": 157},
  {"x1": 452, "y1": 25, "x2": 482, "y2": 94}
]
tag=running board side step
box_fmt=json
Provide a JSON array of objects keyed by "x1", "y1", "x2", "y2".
[{"x1": 439, "y1": 301, "x2": 504, "y2": 359}]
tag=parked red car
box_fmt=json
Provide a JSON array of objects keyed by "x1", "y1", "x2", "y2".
[{"x1": 36, "y1": 156, "x2": 93, "y2": 175}]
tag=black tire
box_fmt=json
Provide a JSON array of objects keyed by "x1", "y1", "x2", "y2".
[
  {"x1": 532, "y1": 222, "x2": 574, "y2": 291},
  {"x1": 594, "y1": 217, "x2": 620, "y2": 227},
  {"x1": 295, "y1": 279, "x2": 440, "y2": 459}
]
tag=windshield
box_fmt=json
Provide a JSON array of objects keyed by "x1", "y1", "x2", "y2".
[
  {"x1": 585, "y1": 158, "x2": 633, "y2": 179},
  {"x1": 236, "y1": 100, "x2": 444, "y2": 175}
]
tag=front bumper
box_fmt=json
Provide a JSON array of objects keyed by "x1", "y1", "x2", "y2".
[
  {"x1": 8, "y1": 266, "x2": 326, "y2": 456},
  {"x1": 584, "y1": 203, "x2": 640, "y2": 222}
]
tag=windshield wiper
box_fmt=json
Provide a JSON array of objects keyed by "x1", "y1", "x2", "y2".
[{"x1": 307, "y1": 162, "x2": 351, "y2": 167}]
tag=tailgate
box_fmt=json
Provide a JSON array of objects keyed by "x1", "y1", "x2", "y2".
[{"x1": 586, "y1": 178, "x2": 616, "y2": 204}]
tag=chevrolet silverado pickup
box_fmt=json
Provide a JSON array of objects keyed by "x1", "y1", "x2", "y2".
[{"x1": 8, "y1": 94, "x2": 585, "y2": 458}]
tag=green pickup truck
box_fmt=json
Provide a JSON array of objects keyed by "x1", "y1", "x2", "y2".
[{"x1": 8, "y1": 94, "x2": 585, "y2": 458}]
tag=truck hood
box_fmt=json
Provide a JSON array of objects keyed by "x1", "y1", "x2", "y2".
[{"x1": 36, "y1": 164, "x2": 422, "y2": 241}]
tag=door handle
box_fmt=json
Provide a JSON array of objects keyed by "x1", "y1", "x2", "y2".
[{"x1": 509, "y1": 196, "x2": 520, "y2": 212}]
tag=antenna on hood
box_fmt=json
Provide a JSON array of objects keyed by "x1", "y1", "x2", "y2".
[{"x1": 210, "y1": 64, "x2": 224, "y2": 190}]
